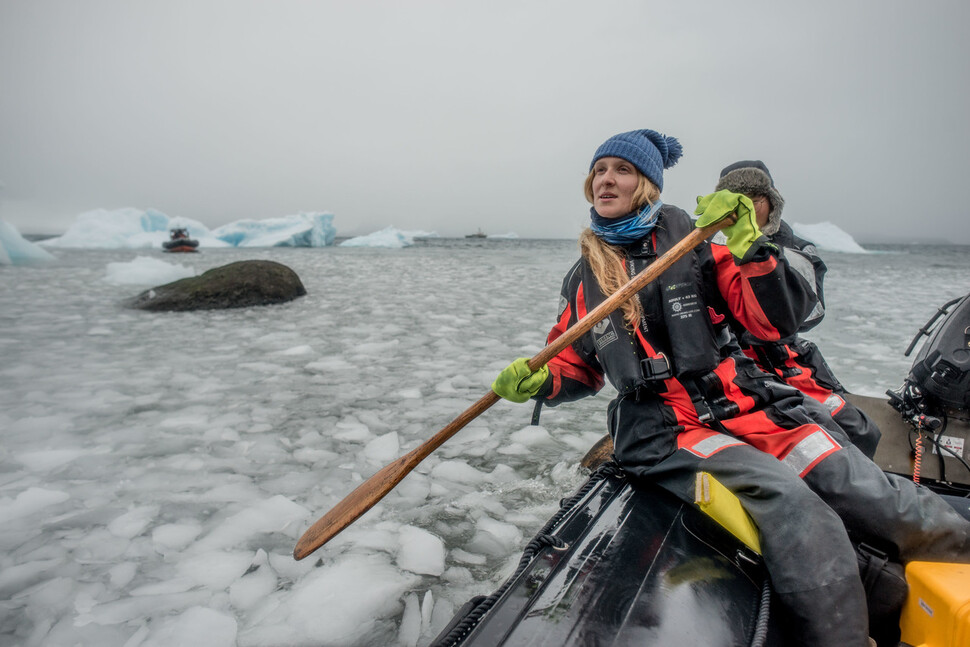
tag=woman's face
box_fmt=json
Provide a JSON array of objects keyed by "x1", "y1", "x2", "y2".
[{"x1": 591, "y1": 157, "x2": 639, "y2": 219}]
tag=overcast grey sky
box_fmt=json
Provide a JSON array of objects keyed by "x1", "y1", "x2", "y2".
[{"x1": 1, "y1": 0, "x2": 968, "y2": 243}]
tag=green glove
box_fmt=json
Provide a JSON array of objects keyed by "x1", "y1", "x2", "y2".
[
  {"x1": 492, "y1": 358, "x2": 550, "y2": 403},
  {"x1": 694, "y1": 190, "x2": 769, "y2": 261}
]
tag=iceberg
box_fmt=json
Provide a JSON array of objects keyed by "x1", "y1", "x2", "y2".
[
  {"x1": 791, "y1": 221, "x2": 869, "y2": 254},
  {"x1": 38, "y1": 208, "x2": 336, "y2": 249},
  {"x1": 209, "y1": 213, "x2": 335, "y2": 247},
  {"x1": 339, "y1": 227, "x2": 416, "y2": 249},
  {"x1": 0, "y1": 220, "x2": 57, "y2": 265},
  {"x1": 38, "y1": 208, "x2": 222, "y2": 249}
]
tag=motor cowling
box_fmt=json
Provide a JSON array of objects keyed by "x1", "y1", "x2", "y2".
[{"x1": 906, "y1": 292, "x2": 970, "y2": 412}]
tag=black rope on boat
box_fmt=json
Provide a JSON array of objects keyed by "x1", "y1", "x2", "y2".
[
  {"x1": 429, "y1": 462, "x2": 624, "y2": 647},
  {"x1": 748, "y1": 579, "x2": 772, "y2": 647}
]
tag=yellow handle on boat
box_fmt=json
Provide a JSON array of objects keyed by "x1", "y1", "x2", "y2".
[{"x1": 694, "y1": 472, "x2": 762, "y2": 554}]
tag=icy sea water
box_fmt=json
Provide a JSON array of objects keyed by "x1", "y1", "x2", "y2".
[{"x1": 1, "y1": 239, "x2": 968, "y2": 646}]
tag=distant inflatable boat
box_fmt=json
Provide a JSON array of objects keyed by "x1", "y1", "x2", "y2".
[{"x1": 162, "y1": 228, "x2": 199, "y2": 253}]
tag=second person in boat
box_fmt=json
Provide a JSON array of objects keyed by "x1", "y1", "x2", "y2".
[{"x1": 709, "y1": 159, "x2": 882, "y2": 457}]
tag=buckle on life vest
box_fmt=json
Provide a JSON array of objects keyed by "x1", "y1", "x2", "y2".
[
  {"x1": 698, "y1": 400, "x2": 741, "y2": 423},
  {"x1": 754, "y1": 342, "x2": 791, "y2": 369},
  {"x1": 640, "y1": 353, "x2": 673, "y2": 381},
  {"x1": 692, "y1": 371, "x2": 741, "y2": 423}
]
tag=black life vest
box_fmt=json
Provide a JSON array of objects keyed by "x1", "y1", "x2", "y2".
[{"x1": 580, "y1": 205, "x2": 720, "y2": 395}]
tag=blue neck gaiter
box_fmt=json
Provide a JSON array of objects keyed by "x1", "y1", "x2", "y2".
[{"x1": 590, "y1": 200, "x2": 663, "y2": 245}]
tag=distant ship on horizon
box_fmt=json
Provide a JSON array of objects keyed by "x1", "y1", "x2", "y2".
[{"x1": 465, "y1": 229, "x2": 486, "y2": 239}]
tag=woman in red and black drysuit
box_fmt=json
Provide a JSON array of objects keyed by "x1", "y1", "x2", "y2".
[{"x1": 492, "y1": 129, "x2": 970, "y2": 647}]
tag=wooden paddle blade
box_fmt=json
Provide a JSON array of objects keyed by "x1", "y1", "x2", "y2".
[
  {"x1": 293, "y1": 452, "x2": 415, "y2": 560},
  {"x1": 293, "y1": 391, "x2": 501, "y2": 560}
]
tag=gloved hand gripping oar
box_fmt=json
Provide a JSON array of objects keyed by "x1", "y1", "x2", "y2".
[{"x1": 293, "y1": 217, "x2": 734, "y2": 560}]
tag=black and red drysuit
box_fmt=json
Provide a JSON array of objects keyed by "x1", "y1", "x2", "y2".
[
  {"x1": 532, "y1": 204, "x2": 970, "y2": 647},
  {"x1": 712, "y1": 219, "x2": 882, "y2": 457}
]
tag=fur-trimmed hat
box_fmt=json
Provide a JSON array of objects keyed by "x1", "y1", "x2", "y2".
[
  {"x1": 715, "y1": 160, "x2": 785, "y2": 235},
  {"x1": 590, "y1": 129, "x2": 683, "y2": 191}
]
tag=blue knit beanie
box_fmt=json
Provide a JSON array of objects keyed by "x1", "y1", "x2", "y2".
[{"x1": 589, "y1": 129, "x2": 683, "y2": 191}]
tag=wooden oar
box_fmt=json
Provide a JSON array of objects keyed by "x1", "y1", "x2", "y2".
[{"x1": 293, "y1": 219, "x2": 731, "y2": 560}]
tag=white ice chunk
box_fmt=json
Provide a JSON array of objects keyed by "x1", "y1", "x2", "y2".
[
  {"x1": 363, "y1": 432, "x2": 400, "y2": 463},
  {"x1": 450, "y1": 548, "x2": 487, "y2": 565},
  {"x1": 229, "y1": 550, "x2": 278, "y2": 611},
  {"x1": 430, "y1": 460, "x2": 488, "y2": 485},
  {"x1": 397, "y1": 526, "x2": 446, "y2": 576},
  {"x1": 191, "y1": 496, "x2": 309, "y2": 552},
  {"x1": 0, "y1": 558, "x2": 64, "y2": 598},
  {"x1": 177, "y1": 551, "x2": 255, "y2": 590},
  {"x1": 75, "y1": 591, "x2": 211, "y2": 626},
  {"x1": 0, "y1": 487, "x2": 70, "y2": 523},
  {"x1": 104, "y1": 256, "x2": 197, "y2": 285},
  {"x1": 152, "y1": 522, "x2": 203, "y2": 555},
  {"x1": 275, "y1": 345, "x2": 314, "y2": 356},
  {"x1": 15, "y1": 449, "x2": 86, "y2": 472},
  {"x1": 399, "y1": 592, "x2": 421, "y2": 647},
  {"x1": 421, "y1": 590, "x2": 434, "y2": 635},
  {"x1": 108, "y1": 506, "x2": 159, "y2": 539},
  {"x1": 509, "y1": 424, "x2": 556, "y2": 446},
  {"x1": 466, "y1": 515, "x2": 523, "y2": 558},
  {"x1": 108, "y1": 563, "x2": 138, "y2": 589},
  {"x1": 333, "y1": 419, "x2": 372, "y2": 442},
  {"x1": 237, "y1": 555, "x2": 419, "y2": 646},
  {"x1": 140, "y1": 606, "x2": 237, "y2": 647}
]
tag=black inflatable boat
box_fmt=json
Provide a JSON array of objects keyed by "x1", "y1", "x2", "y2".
[{"x1": 432, "y1": 293, "x2": 970, "y2": 647}]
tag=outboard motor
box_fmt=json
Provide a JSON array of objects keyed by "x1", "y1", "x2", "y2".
[
  {"x1": 904, "y1": 292, "x2": 970, "y2": 411},
  {"x1": 888, "y1": 292, "x2": 970, "y2": 420},
  {"x1": 887, "y1": 291, "x2": 970, "y2": 491}
]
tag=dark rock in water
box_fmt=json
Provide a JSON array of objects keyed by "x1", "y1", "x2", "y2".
[{"x1": 126, "y1": 260, "x2": 306, "y2": 311}]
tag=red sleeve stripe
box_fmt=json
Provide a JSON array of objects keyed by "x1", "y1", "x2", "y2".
[
  {"x1": 738, "y1": 255, "x2": 778, "y2": 278},
  {"x1": 545, "y1": 282, "x2": 604, "y2": 396},
  {"x1": 712, "y1": 245, "x2": 780, "y2": 340}
]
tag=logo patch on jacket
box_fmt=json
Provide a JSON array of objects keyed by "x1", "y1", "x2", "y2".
[
  {"x1": 665, "y1": 282, "x2": 703, "y2": 321},
  {"x1": 593, "y1": 317, "x2": 618, "y2": 350}
]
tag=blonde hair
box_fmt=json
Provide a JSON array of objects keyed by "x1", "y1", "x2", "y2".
[{"x1": 580, "y1": 168, "x2": 661, "y2": 328}]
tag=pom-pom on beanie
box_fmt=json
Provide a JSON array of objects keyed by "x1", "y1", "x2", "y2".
[
  {"x1": 589, "y1": 129, "x2": 683, "y2": 191},
  {"x1": 715, "y1": 160, "x2": 785, "y2": 236}
]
